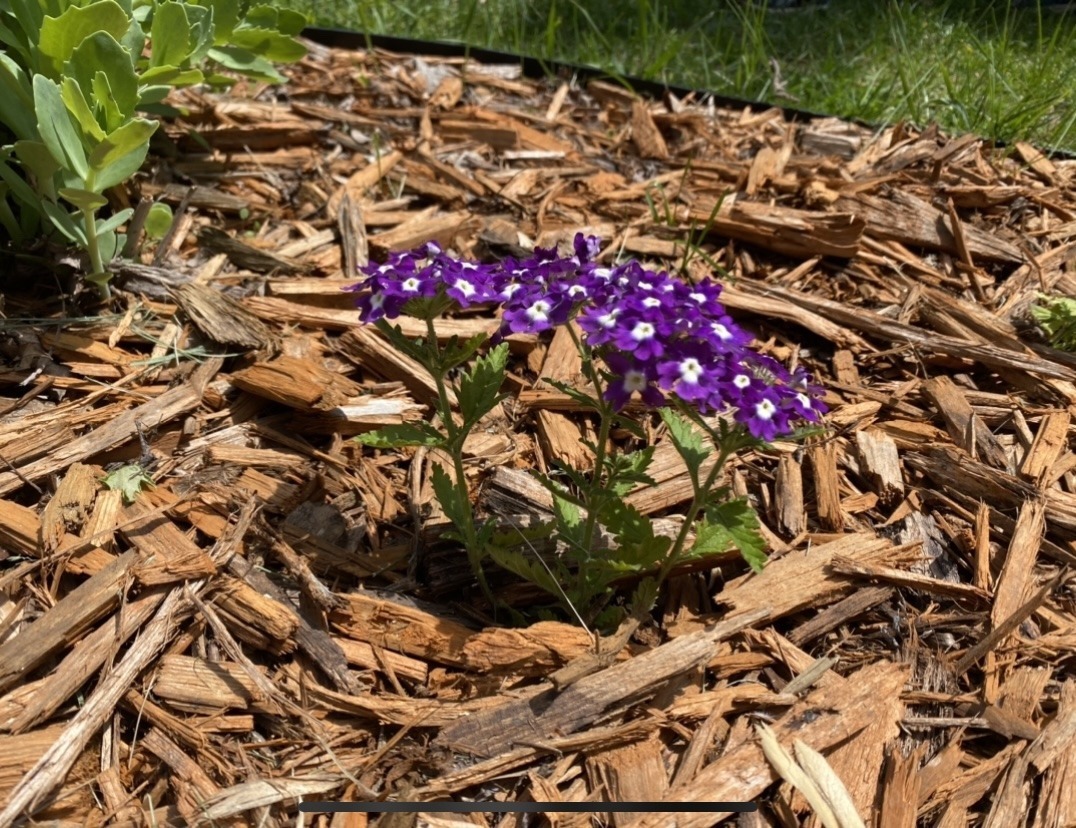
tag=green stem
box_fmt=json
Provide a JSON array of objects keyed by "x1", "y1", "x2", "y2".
[
  {"x1": 81, "y1": 207, "x2": 110, "y2": 299},
  {"x1": 424, "y1": 317, "x2": 489, "y2": 597},
  {"x1": 568, "y1": 328, "x2": 614, "y2": 564},
  {"x1": 659, "y1": 438, "x2": 733, "y2": 586}
]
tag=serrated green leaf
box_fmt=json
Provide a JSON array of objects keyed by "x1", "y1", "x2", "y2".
[
  {"x1": 34, "y1": 75, "x2": 88, "y2": 181},
  {"x1": 600, "y1": 499, "x2": 671, "y2": 572},
  {"x1": 430, "y1": 463, "x2": 470, "y2": 536},
  {"x1": 457, "y1": 342, "x2": 508, "y2": 429},
  {"x1": 440, "y1": 331, "x2": 488, "y2": 372},
  {"x1": 630, "y1": 576, "x2": 660, "y2": 616},
  {"x1": 354, "y1": 422, "x2": 444, "y2": 449},
  {"x1": 485, "y1": 543, "x2": 563, "y2": 601},
  {"x1": 373, "y1": 319, "x2": 433, "y2": 367},
  {"x1": 691, "y1": 498, "x2": 767, "y2": 572},
  {"x1": 659, "y1": 407, "x2": 707, "y2": 478},
  {"x1": 101, "y1": 463, "x2": 155, "y2": 503}
]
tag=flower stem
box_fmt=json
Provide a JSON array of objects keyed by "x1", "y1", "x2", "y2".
[{"x1": 424, "y1": 317, "x2": 490, "y2": 600}]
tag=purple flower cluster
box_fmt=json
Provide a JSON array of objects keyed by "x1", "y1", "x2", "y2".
[{"x1": 351, "y1": 235, "x2": 826, "y2": 441}]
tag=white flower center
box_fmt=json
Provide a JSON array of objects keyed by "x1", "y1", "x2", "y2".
[
  {"x1": 796, "y1": 393, "x2": 812, "y2": 409},
  {"x1": 755, "y1": 399, "x2": 776, "y2": 420},
  {"x1": 679, "y1": 358, "x2": 703, "y2": 384},
  {"x1": 623, "y1": 370, "x2": 647, "y2": 392},
  {"x1": 592, "y1": 267, "x2": 613, "y2": 280},
  {"x1": 631, "y1": 322, "x2": 655, "y2": 341},
  {"x1": 598, "y1": 309, "x2": 620, "y2": 328},
  {"x1": 643, "y1": 297, "x2": 662, "y2": 308},
  {"x1": 454, "y1": 278, "x2": 476, "y2": 297},
  {"x1": 526, "y1": 299, "x2": 552, "y2": 322},
  {"x1": 401, "y1": 277, "x2": 421, "y2": 292},
  {"x1": 733, "y1": 374, "x2": 751, "y2": 389},
  {"x1": 502, "y1": 283, "x2": 523, "y2": 299},
  {"x1": 690, "y1": 291, "x2": 707, "y2": 304},
  {"x1": 638, "y1": 281, "x2": 653, "y2": 291},
  {"x1": 711, "y1": 323, "x2": 732, "y2": 341},
  {"x1": 369, "y1": 291, "x2": 385, "y2": 309},
  {"x1": 568, "y1": 285, "x2": 587, "y2": 298}
]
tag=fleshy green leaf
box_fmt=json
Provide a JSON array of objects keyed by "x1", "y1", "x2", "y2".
[
  {"x1": 101, "y1": 464, "x2": 155, "y2": 503},
  {"x1": 38, "y1": 0, "x2": 129, "y2": 78},
  {"x1": 67, "y1": 31, "x2": 138, "y2": 133},
  {"x1": 227, "y1": 26, "x2": 306, "y2": 63},
  {"x1": 149, "y1": 2, "x2": 192, "y2": 69},
  {"x1": 60, "y1": 77, "x2": 106, "y2": 142},
  {"x1": 144, "y1": 201, "x2": 173, "y2": 238},
  {"x1": 86, "y1": 117, "x2": 156, "y2": 190},
  {"x1": 58, "y1": 187, "x2": 107, "y2": 211},
  {"x1": 0, "y1": 53, "x2": 36, "y2": 140},
  {"x1": 354, "y1": 422, "x2": 445, "y2": 449},
  {"x1": 34, "y1": 74, "x2": 88, "y2": 181}
]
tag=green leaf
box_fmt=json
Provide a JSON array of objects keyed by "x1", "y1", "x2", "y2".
[
  {"x1": 246, "y1": 5, "x2": 307, "y2": 36},
  {"x1": 144, "y1": 201, "x2": 173, "y2": 238},
  {"x1": 67, "y1": 31, "x2": 138, "y2": 133},
  {"x1": 60, "y1": 77, "x2": 106, "y2": 142},
  {"x1": 194, "y1": 0, "x2": 241, "y2": 42},
  {"x1": 430, "y1": 463, "x2": 471, "y2": 537},
  {"x1": 87, "y1": 117, "x2": 156, "y2": 190},
  {"x1": 94, "y1": 207, "x2": 133, "y2": 236},
  {"x1": 0, "y1": 53, "x2": 36, "y2": 140},
  {"x1": 34, "y1": 75, "x2": 89, "y2": 181},
  {"x1": 600, "y1": 499, "x2": 671, "y2": 573},
  {"x1": 630, "y1": 576, "x2": 660, "y2": 616},
  {"x1": 149, "y1": 2, "x2": 192, "y2": 69},
  {"x1": 58, "y1": 187, "x2": 107, "y2": 211},
  {"x1": 551, "y1": 489, "x2": 585, "y2": 553},
  {"x1": 457, "y1": 342, "x2": 508, "y2": 430},
  {"x1": 374, "y1": 319, "x2": 434, "y2": 367},
  {"x1": 101, "y1": 464, "x2": 155, "y2": 503},
  {"x1": 659, "y1": 407, "x2": 707, "y2": 478},
  {"x1": 227, "y1": 26, "x2": 306, "y2": 63},
  {"x1": 5, "y1": 142, "x2": 57, "y2": 202},
  {"x1": 354, "y1": 422, "x2": 445, "y2": 449},
  {"x1": 206, "y1": 45, "x2": 284, "y2": 83},
  {"x1": 38, "y1": 0, "x2": 129, "y2": 78},
  {"x1": 439, "y1": 331, "x2": 489, "y2": 373},
  {"x1": 485, "y1": 542, "x2": 564, "y2": 601},
  {"x1": 543, "y1": 377, "x2": 604, "y2": 414},
  {"x1": 40, "y1": 199, "x2": 86, "y2": 245},
  {"x1": 690, "y1": 498, "x2": 767, "y2": 573}
]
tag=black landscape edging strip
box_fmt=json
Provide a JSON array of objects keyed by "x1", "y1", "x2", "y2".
[
  {"x1": 301, "y1": 26, "x2": 1076, "y2": 161},
  {"x1": 300, "y1": 27, "x2": 856, "y2": 127}
]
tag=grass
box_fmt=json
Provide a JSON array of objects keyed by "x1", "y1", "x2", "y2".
[{"x1": 278, "y1": 0, "x2": 1076, "y2": 153}]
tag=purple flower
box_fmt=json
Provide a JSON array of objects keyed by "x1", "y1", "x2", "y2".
[
  {"x1": 603, "y1": 352, "x2": 664, "y2": 409},
  {"x1": 349, "y1": 234, "x2": 828, "y2": 442}
]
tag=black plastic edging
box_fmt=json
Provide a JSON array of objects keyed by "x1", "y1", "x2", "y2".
[
  {"x1": 301, "y1": 26, "x2": 1076, "y2": 160},
  {"x1": 301, "y1": 26, "x2": 865, "y2": 128}
]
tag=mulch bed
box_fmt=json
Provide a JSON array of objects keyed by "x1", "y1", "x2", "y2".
[{"x1": 1, "y1": 34, "x2": 1075, "y2": 827}]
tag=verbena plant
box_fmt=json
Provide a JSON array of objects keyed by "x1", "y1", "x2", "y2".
[
  {"x1": 0, "y1": 0, "x2": 307, "y2": 296},
  {"x1": 350, "y1": 235, "x2": 826, "y2": 627}
]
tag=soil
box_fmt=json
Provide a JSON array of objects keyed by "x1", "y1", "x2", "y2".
[{"x1": 0, "y1": 34, "x2": 1075, "y2": 828}]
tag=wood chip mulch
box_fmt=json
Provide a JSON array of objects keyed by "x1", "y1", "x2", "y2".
[{"x1": 1, "y1": 34, "x2": 1075, "y2": 828}]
